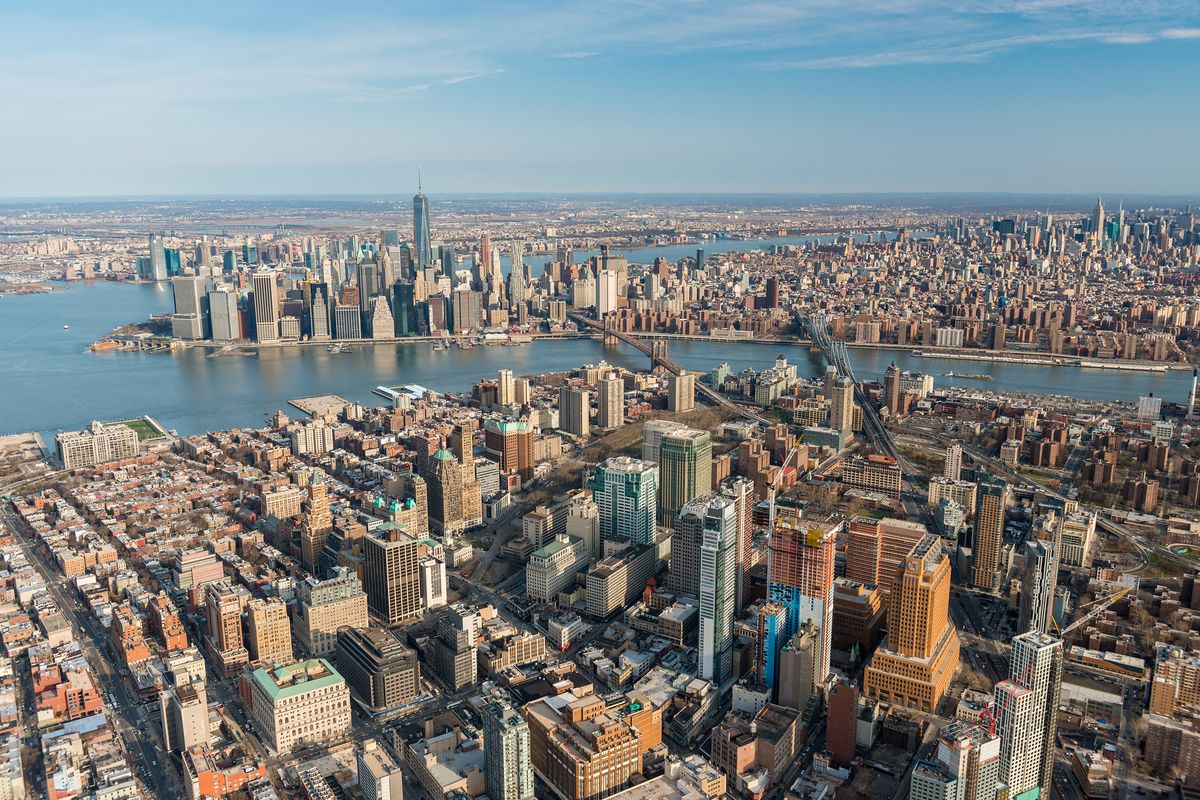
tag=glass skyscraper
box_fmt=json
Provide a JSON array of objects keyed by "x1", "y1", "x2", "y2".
[{"x1": 413, "y1": 184, "x2": 433, "y2": 269}]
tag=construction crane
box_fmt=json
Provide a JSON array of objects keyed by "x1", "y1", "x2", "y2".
[
  {"x1": 1051, "y1": 584, "x2": 1133, "y2": 638},
  {"x1": 980, "y1": 584, "x2": 1134, "y2": 736},
  {"x1": 754, "y1": 440, "x2": 802, "y2": 556}
]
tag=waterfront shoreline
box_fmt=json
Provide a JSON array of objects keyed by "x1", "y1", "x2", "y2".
[{"x1": 153, "y1": 329, "x2": 1191, "y2": 374}]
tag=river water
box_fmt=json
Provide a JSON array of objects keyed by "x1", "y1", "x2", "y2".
[{"x1": 0, "y1": 280, "x2": 1190, "y2": 441}]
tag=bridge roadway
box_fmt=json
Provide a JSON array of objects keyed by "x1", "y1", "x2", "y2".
[
  {"x1": 568, "y1": 313, "x2": 770, "y2": 425},
  {"x1": 798, "y1": 313, "x2": 915, "y2": 473}
]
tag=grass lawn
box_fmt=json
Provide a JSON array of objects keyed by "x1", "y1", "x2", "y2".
[{"x1": 115, "y1": 418, "x2": 159, "y2": 441}]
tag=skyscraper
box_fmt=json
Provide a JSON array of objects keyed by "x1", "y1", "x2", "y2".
[
  {"x1": 998, "y1": 632, "x2": 1063, "y2": 799},
  {"x1": 830, "y1": 376, "x2": 855, "y2": 434},
  {"x1": 509, "y1": 241, "x2": 526, "y2": 312},
  {"x1": 657, "y1": 427, "x2": 712, "y2": 526},
  {"x1": 252, "y1": 271, "x2": 280, "y2": 342},
  {"x1": 1017, "y1": 537, "x2": 1058, "y2": 635},
  {"x1": 973, "y1": 475, "x2": 1008, "y2": 591},
  {"x1": 363, "y1": 527, "x2": 422, "y2": 625},
  {"x1": 1090, "y1": 195, "x2": 1105, "y2": 242},
  {"x1": 204, "y1": 581, "x2": 248, "y2": 677},
  {"x1": 148, "y1": 233, "x2": 168, "y2": 281},
  {"x1": 597, "y1": 372, "x2": 624, "y2": 430},
  {"x1": 883, "y1": 361, "x2": 900, "y2": 414},
  {"x1": 698, "y1": 496, "x2": 737, "y2": 686},
  {"x1": 667, "y1": 372, "x2": 696, "y2": 413},
  {"x1": 862, "y1": 534, "x2": 960, "y2": 712},
  {"x1": 245, "y1": 597, "x2": 293, "y2": 665},
  {"x1": 558, "y1": 386, "x2": 590, "y2": 438},
  {"x1": 483, "y1": 698, "x2": 535, "y2": 800},
  {"x1": 413, "y1": 181, "x2": 432, "y2": 269},
  {"x1": 426, "y1": 449, "x2": 465, "y2": 536},
  {"x1": 207, "y1": 285, "x2": 241, "y2": 341},
  {"x1": 944, "y1": 444, "x2": 963, "y2": 481},
  {"x1": 912, "y1": 721, "x2": 1001, "y2": 800},
  {"x1": 592, "y1": 457, "x2": 658, "y2": 547},
  {"x1": 768, "y1": 507, "x2": 838, "y2": 689}
]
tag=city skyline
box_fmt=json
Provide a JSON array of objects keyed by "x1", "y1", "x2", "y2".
[{"x1": 2, "y1": 1, "x2": 1199, "y2": 197}]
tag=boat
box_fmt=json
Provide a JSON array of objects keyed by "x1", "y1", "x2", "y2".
[
  {"x1": 327, "y1": 343, "x2": 341, "y2": 353},
  {"x1": 945, "y1": 371, "x2": 993, "y2": 381},
  {"x1": 433, "y1": 342, "x2": 449, "y2": 352},
  {"x1": 63, "y1": 324, "x2": 70, "y2": 330}
]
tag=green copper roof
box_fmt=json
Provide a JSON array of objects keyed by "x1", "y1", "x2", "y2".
[
  {"x1": 433, "y1": 448, "x2": 455, "y2": 460},
  {"x1": 252, "y1": 658, "x2": 344, "y2": 702}
]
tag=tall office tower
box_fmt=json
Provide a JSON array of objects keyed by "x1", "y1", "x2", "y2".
[
  {"x1": 641, "y1": 419, "x2": 687, "y2": 464},
  {"x1": 484, "y1": 418, "x2": 535, "y2": 481},
  {"x1": 720, "y1": 476, "x2": 755, "y2": 610},
  {"x1": 245, "y1": 598, "x2": 293, "y2": 665},
  {"x1": 670, "y1": 499, "x2": 706, "y2": 598},
  {"x1": 334, "y1": 626, "x2": 420, "y2": 711},
  {"x1": 484, "y1": 698, "x2": 536, "y2": 800},
  {"x1": 509, "y1": 241, "x2": 526, "y2": 312},
  {"x1": 363, "y1": 527, "x2": 422, "y2": 625},
  {"x1": 883, "y1": 361, "x2": 900, "y2": 414},
  {"x1": 1091, "y1": 195, "x2": 1105, "y2": 241},
  {"x1": 308, "y1": 282, "x2": 331, "y2": 340},
  {"x1": 367, "y1": 295, "x2": 393, "y2": 339},
  {"x1": 207, "y1": 286, "x2": 240, "y2": 341},
  {"x1": 597, "y1": 269, "x2": 619, "y2": 317},
  {"x1": 944, "y1": 444, "x2": 963, "y2": 481},
  {"x1": 558, "y1": 386, "x2": 591, "y2": 438},
  {"x1": 1017, "y1": 538, "x2": 1058, "y2": 635},
  {"x1": 596, "y1": 372, "x2": 624, "y2": 430},
  {"x1": 496, "y1": 368, "x2": 516, "y2": 406},
  {"x1": 863, "y1": 535, "x2": 960, "y2": 712},
  {"x1": 392, "y1": 281, "x2": 418, "y2": 336},
  {"x1": 148, "y1": 233, "x2": 168, "y2": 281},
  {"x1": 451, "y1": 287, "x2": 483, "y2": 333},
  {"x1": 478, "y1": 232, "x2": 493, "y2": 283},
  {"x1": 439, "y1": 244, "x2": 456, "y2": 280},
  {"x1": 698, "y1": 496, "x2": 737, "y2": 686},
  {"x1": 252, "y1": 271, "x2": 280, "y2": 342},
  {"x1": 998, "y1": 632, "x2": 1063, "y2": 799},
  {"x1": 667, "y1": 371, "x2": 696, "y2": 413},
  {"x1": 358, "y1": 262, "x2": 381, "y2": 311},
  {"x1": 830, "y1": 376, "x2": 855, "y2": 434},
  {"x1": 426, "y1": 449, "x2": 465, "y2": 535},
  {"x1": 204, "y1": 581, "x2": 248, "y2": 677},
  {"x1": 657, "y1": 427, "x2": 712, "y2": 526},
  {"x1": 334, "y1": 303, "x2": 362, "y2": 339},
  {"x1": 171, "y1": 275, "x2": 209, "y2": 339},
  {"x1": 592, "y1": 457, "x2": 658, "y2": 547},
  {"x1": 768, "y1": 508, "x2": 838, "y2": 688},
  {"x1": 972, "y1": 475, "x2": 1009, "y2": 591},
  {"x1": 294, "y1": 570, "x2": 369, "y2": 657},
  {"x1": 196, "y1": 235, "x2": 212, "y2": 271},
  {"x1": 912, "y1": 721, "x2": 1001, "y2": 800}
]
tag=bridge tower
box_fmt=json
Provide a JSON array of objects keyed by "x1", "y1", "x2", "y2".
[
  {"x1": 650, "y1": 339, "x2": 669, "y2": 373},
  {"x1": 602, "y1": 314, "x2": 619, "y2": 347}
]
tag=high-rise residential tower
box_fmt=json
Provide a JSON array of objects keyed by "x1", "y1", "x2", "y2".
[
  {"x1": 698, "y1": 496, "x2": 737, "y2": 686},
  {"x1": 484, "y1": 698, "x2": 535, "y2": 800},
  {"x1": 973, "y1": 475, "x2": 1008, "y2": 591}
]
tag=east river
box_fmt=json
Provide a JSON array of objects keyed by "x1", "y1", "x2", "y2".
[{"x1": 2, "y1": 278, "x2": 1193, "y2": 442}]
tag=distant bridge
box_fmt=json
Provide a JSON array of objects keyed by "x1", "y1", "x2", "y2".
[
  {"x1": 797, "y1": 312, "x2": 912, "y2": 473},
  {"x1": 568, "y1": 312, "x2": 769, "y2": 425}
]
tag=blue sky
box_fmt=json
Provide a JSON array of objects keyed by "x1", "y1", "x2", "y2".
[{"x1": 3, "y1": 1, "x2": 1199, "y2": 197}]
